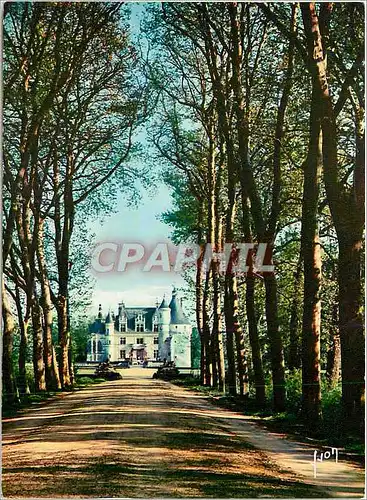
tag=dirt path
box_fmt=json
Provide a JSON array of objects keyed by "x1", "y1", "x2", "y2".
[{"x1": 2, "y1": 369, "x2": 364, "y2": 498}]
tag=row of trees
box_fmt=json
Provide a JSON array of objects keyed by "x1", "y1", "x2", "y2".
[
  {"x1": 2, "y1": 2, "x2": 364, "y2": 437},
  {"x1": 146, "y1": 2, "x2": 364, "y2": 432},
  {"x1": 3, "y1": 3, "x2": 146, "y2": 399}
]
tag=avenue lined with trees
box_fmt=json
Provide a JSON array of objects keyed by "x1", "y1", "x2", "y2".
[
  {"x1": 147, "y1": 2, "x2": 364, "y2": 437},
  {"x1": 2, "y1": 0, "x2": 364, "y2": 453}
]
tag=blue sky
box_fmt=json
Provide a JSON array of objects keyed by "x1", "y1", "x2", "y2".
[
  {"x1": 87, "y1": 181, "x2": 188, "y2": 315},
  {"x1": 85, "y1": 4, "x2": 191, "y2": 318}
]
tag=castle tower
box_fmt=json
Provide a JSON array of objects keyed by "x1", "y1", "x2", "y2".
[
  {"x1": 105, "y1": 310, "x2": 114, "y2": 361},
  {"x1": 117, "y1": 301, "x2": 127, "y2": 333},
  {"x1": 158, "y1": 294, "x2": 170, "y2": 360},
  {"x1": 97, "y1": 304, "x2": 102, "y2": 320},
  {"x1": 169, "y1": 287, "x2": 191, "y2": 367}
]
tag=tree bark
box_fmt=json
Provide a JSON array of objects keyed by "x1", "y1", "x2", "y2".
[
  {"x1": 37, "y1": 219, "x2": 61, "y2": 391},
  {"x1": 264, "y1": 272, "x2": 286, "y2": 412},
  {"x1": 202, "y1": 267, "x2": 213, "y2": 386},
  {"x1": 288, "y1": 253, "x2": 303, "y2": 371},
  {"x1": 14, "y1": 283, "x2": 30, "y2": 395},
  {"x1": 300, "y1": 87, "x2": 322, "y2": 423},
  {"x1": 196, "y1": 243, "x2": 205, "y2": 385},
  {"x1": 57, "y1": 295, "x2": 71, "y2": 388},
  {"x1": 234, "y1": 280, "x2": 249, "y2": 398},
  {"x1": 228, "y1": 3, "x2": 296, "y2": 412},
  {"x1": 246, "y1": 274, "x2": 266, "y2": 406},
  {"x1": 326, "y1": 303, "x2": 341, "y2": 389},
  {"x1": 338, "y1": 232, "x2": 364, "y2": 430},
  {"x1": 2, "y1": 281, "x2": 19, "y2": 404},
  {"x1": 212, "y1": 262, "x2": 225, "y2": 391},
  {"x1": 301, "y1": 2, "x2": 365, "y2": 431},
  {"x1": 224, "y1": 275, "x2": 237, "y2": 396},
  {"x1": 31, "y1": 293, "x2": 46, "y2": 392},
  {"x1": 242, "y1": 196, "x2": 266, "y2": 406}
]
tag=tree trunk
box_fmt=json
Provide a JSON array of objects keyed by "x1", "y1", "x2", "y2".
[
  {"x1": 18, "y1": 315, "x2": 30, "y2": 395},
  {"x1": 326, "y1": 304, "x2": 341, "y2": 389},
  {"x1": 202, "y1": 268, "x2": 213, "y2": 387},
  {"x1": 223, "y1": 191, "x2": 238, "y2": 397},
  {"x1": 2, "y1": 281, "x2": 19, "y2": 404},
  {"x1": 301, "y1": 3, "x2": 364, "y2": 430},
  {"x1": 264, "y1": 273, "x2": 286, "y2": 412},
  {"x1": 288, "y1": 254, "x2": 302, "y2": 371},
  {"x1": 195, "y1": 245, "x2": 206, "y2": 385},
  {"x1": 246, "y1": 275, "x2": 266, "y2": 407},
  {"x1": 212, "y1": 263, "x2": 225, "y2": 391},
  {"x1": 225, "y1": 274, "x2": 248, "y2": 397},
  {"x1": 242, "y1": 195, "x2": 266, "y2": 406},
  {"x1": 52, "y1": 345, "x2": 61, "y2": 390},
  {"x1": 196, "y1": 245, "x2": 205, "y2": 385},
  {"x1": 37, "y1": 219, "x2": 61, "y2": 391},
  {"x1": 14, "y1": 282, "x2": 30, "y2": 395},
  {"x1": 31, "y1": 294, "x2": 46, "y2": 392},
  {"x1": 228, "y1": 3, "x2": 291, "y2": 412},
  {"x1": 224, "y1": 275, "x2": 237, "y2": 396},
  {"x1": 57, "y1": 295, "x2": 71, "y2": 388},
  {"x1": 300, "y1": 94, "x2": 322, "y2": 423},
  {"x1": 338, "y1": 233, "x2": 364, "y2": 432}
]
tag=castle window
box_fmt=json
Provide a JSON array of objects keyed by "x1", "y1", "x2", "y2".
[
  {"x1": 120, "y1": 324, "x2": 126, "y2": 332},
  {"x1": 136, "y1": 338, "x2": 144, "y2": 344},
  {"x1": 154, "y1": 350, "x2": 159, "y2": 359},
  {"x1": 135, "y1": 312, "x2": 145, "y2": 332},
  {"x1": 154, "y1": 337, "x2": 159, "y2": 344},
  {"x1": 153, "y1": 324, "x2": 158, "y2": 332},
  {"x1": 120, "y1": 350, "x2": 126, "y2": 359},
  {"x1": 120, "y1": 337, "x2": 126, "y2": 345}
]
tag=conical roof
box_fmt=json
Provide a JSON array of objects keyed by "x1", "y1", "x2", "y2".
[
  {"x1": 159, "y1": 294, "x2": 169, "y2": 309},
  {"x1": 105, "y1": 310, "x2": 112, "y2": 323},
  {"x1": 169, "y1": 288, "x2": 190, "y2": 324},
  {"x1": 97, "y1": 304, "x2": 102, "y2": 320}
]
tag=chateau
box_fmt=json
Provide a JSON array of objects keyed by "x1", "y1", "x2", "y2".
[{"x1": 87, "y1": 288, "x2": 192, "y2": 367}]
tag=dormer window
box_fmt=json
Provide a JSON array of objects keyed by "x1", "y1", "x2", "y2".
[
  {"x1": 153, "y1": 315, "x2": 158, "y2": 332},
  {"x1": 135, "y1": 312, "x2": 145, "y2": 332},
  {"x1": 119, "y1": 313, "x2": 127, "y2": 332}
]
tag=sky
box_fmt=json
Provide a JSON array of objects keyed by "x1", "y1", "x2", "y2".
[
  {"x1": 84, "y1": 4, "x2": 193, "y2": 320},
  {"x1": 87, "y1": 181, "x2": 188, "y2": 317}
]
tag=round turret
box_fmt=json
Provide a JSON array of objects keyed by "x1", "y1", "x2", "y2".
[
  {"x1": 169, "y1": 288, "x2": 190, "y2": 325},
  {"x1": 158, "y1": 294, "x2": 170, "y2": 359}
]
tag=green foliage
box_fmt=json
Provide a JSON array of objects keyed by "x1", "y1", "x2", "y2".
[
  {"x1": 320, "y1": 379, "x2": 343, "y2": 442},
  {"x1": 284, "y1": 369, "x2": 302, "y2": 414},
  {"x1": 71, "y1": 319, "x2": 91, "y2": 362},
  {"x1": 190, "y1": 327, "x2": 201, "y2": 369},
  {"x1": 75, "y1": 376, "x2": 106, "y2": 387},
  {"x1": 159, "y1": 171, "x2": 202, "y2": 244}
]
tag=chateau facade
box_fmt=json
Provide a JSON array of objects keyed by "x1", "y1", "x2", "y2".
[{"x1": 87, "y1": 288, "x2": 192, "y2": 367}]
